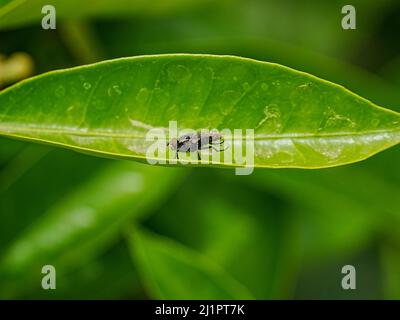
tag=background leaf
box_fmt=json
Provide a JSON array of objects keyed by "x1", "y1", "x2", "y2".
[
  {"x1": 0, "y1": 160, "x2": 184, "y2": 298},
  {"x1": 126, "y1": 226, "x2": 253, "y2": 299},
  {"x1": 21, "y1": 240, "x2": 143, "y2": 299},
  {"x1": 0, "y1": 0, "x2": 217, "y2": 30},
  {"x1": 142, "y1": 171, "x2": 301, "y2": 299},
  {"x1": 381, "y1": 243, "x2": 400, "y2": 299}
]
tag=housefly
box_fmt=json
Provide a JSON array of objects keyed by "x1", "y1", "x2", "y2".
[{"x1": 168, "y1": 130, "x2": 227, "y2": 160}]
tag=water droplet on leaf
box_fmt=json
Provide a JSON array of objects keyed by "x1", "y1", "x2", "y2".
[
  {"x1": 83, "y1": 82, "x2": 91, "y2": 90},
  {"x1": 136, "y1": 87, "x2": 150, "y2": 103},
  {"x1": 242, "y1": 82, "x2": 251, "y2": 90},
  {"x1": 167, "y1": 64, "x2": 191, "y2": 83},
  {"x1": 108, "y1": 85, "x2": 122, "y2": 97},
  {"x1": 55, "y1": 85, "x2": 66, "y2": 98}
]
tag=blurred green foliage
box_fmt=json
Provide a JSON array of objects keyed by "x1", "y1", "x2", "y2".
[{"x1": 0, "y1": 0, "x2": 399, "y2": 299}]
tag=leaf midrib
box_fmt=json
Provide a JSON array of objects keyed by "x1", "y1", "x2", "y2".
[{"x1": 0, "y1": 123, "x2": 398, "y2": 140}]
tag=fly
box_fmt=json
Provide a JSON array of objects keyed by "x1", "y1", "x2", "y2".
[{"x1": 167, "y1": 130, "x2": 227, "y2": 160}]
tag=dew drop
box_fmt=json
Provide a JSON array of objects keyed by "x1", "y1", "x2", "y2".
[
  {"x1": 55, "y1": 85, "x2": 66, "y2": 98},
  {"x1": 261, "y1": 83, "x2": 269, "y2": 91},
  {"x1": 371, "y1": 118, "x2": 380, "y2": 127},
  {"x1": 136, "y1": 87, "x2": 150, "y2": 103},
  {"x1": 221, "y1": 90, "x2": 241, "y2": 105},
  {"x1": 67, "y1": 105, "x2": 75, "y2": 114},
  {"x1": 264, "y1": 104, "x2": 281, "y2": 120},
  {"x1": 256, "y1": 104, "x2": 282, "y2": 130},
  {"x1": 108, "y1": 84, "x2": 122, "y2": 97},
  {"x1": 242, "y1": 82, "x2": 251, "y2": 90},
  {"x1": 323, "y1": 108, "x2": 356, "y2": 129},
  {"x1": 298, "y1": 82, "x2": 313, "y2": 89},
  {"x1": 83, "y1": 82, "x2": 91, "y2": 90},
  {"x1": 167, "y1": 64, "x2": 191, "y2": 83},
  {"x1": 220, "y1": 109, "x2": 229, "y2": 116}
]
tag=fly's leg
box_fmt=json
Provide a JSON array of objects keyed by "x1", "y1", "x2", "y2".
[
  {"x1": 199, "y1": 141, "x2": 224, "y2": 150},
  {"x1": 209, "y1": 145, "x2": 228, "y2": 152}
]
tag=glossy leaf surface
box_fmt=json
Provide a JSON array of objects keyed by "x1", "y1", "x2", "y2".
[{"x1": 0, "y1": 54, "x2": 399, "y2": 168}]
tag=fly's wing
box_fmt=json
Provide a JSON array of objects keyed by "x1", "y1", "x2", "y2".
[
  {"x1": 198, "y1": 132, "x2": 223, "y2": 149},
  {"x1": 177, "y1": 133, "x2": 199, "y2": 152},
  {"x1": 199, "y1": 134, "x2": 211, "y2": 150},
  {"x1": 189, "y1": 134, "x2": 200, "y2": 152},
  {"x1": 179, "y1": 142, "x2": 192, "y2": 152}
]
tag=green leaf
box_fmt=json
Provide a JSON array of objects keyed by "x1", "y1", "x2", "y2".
[
  {"x1": 145, "y1": 170, "x2": 301, "y2": 299},
  {"x1": 126, "y1": 227, "x2": 253, "y2": 299},
  {"x1": 0, "y1": 137, "x2": 27, "y2": 166},
  {"x1": 0, "y1": 149, "x2": 108, "y2": 253},
  {"x1": 245, "y1": 169, "x2": 383, "y2": 261},
  {"x1": 0, "y1": 54, "x2": 399, "y2": 169},
  {"x1": 0, "y1": 0, "x2": 212, "y2": 30},
  {"x1": 25, "y1": 241, "x2": 143, "y2": 299},
  {"x1": 0, "y1": 161, "x2": 183, "y2": 297},
  {"x1": 381, "y1": 244, "x2": 400, "y2": 299}
]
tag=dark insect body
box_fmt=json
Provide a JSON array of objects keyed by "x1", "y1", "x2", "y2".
[{"x1": 168, "y1": 131, "x2": 227, "y2": 160}]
